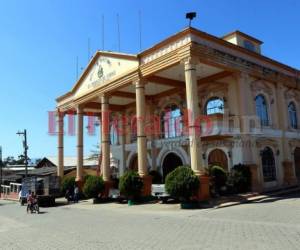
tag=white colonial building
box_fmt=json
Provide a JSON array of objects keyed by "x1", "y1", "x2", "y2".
[{"x1": 56, "y1": 27, "x2": 300, "y2": 197}]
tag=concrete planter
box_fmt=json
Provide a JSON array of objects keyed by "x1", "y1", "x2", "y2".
[
  {"x1": 180, "y1": 202, "x2": 199, "y2": 209},
  {"x1": 93, "y1": 198, "x2": 102, "y2": 204},
  {"x1": 128, "y1": 200, "x2": 138, "y2": 206}
]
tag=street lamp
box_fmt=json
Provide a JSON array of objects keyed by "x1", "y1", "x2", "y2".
[{"x1": 16, "y1": 129, "x2": 29, "y2": 178}]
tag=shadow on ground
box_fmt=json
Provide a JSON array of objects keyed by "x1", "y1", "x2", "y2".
[{"x1": 250, "y1": 193, "x2": 300, "y2": 204}]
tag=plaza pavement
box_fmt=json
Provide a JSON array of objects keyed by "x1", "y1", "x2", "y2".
[{"x1": 0, "y1": 193, "x2": 300, "y2": 250}]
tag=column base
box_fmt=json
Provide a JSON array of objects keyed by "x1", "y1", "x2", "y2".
[
  {"x1": 103, "y1": 180, "x2": 114, "y2": 198},
  {"x1": 75, "y1": 179, "x2": 83, "y2": 191},
  {"x1": 141, "y1": 175, "x2": 152, "y2": 197},
  {"x1": 247, "y1": 164, "x2": 263, "y2": 193},
  {"x1": 283, "y1": 161, "x2": 298, "y2": 186},
  {"x1": 197, "y1": 175, "x2": 210, "y2": 201}
]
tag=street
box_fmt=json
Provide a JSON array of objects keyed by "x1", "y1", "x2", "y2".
[{"x1": 1, "y1": 194, "x2": 300, "y2": 250}]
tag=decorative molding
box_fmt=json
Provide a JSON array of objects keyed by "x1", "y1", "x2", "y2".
[
  {"x1": 288, "y1": 139, "x2": 300, "y2": 149},
  {"x1": 256, "y1": 138, "x2": 278, "y2": 149},
  {"x1": 284, "y1": 89, "x2": 300, "y2": 103},
  {"x1": 141, "y1": 35, "x2": 192, "y2": 65},
  {"x1": 191, "y1": 42, "x2": 299, "y2": 88},
  {"x1": 250, "y1": 80, "x2": 273, "y2": 97}
]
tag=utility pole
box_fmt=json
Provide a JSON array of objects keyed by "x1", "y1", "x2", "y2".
[
  {"x1": 0, "y1": 146, "x2": 3, "y2": 198},
  {"x1": 17, "y1": 129, "x2": 29, "y2": 178}
]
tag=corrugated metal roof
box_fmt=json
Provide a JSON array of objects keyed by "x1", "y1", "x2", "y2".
[{"x1": 46, "y1": 156, "x2": 98, "y2": 167}]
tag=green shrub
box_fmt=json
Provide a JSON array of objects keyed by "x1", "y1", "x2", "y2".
[
  {"x1": 149, "y1": 170, "x2": 162, "y2": 184},
  {"x1": 165, "y1": 166, "x2": 199, "y2": 202},
  {"x1": 208, "y1": 165, "x2": 227, "y2": 196},
  {"x1": 61, "y1": 176, "x2": 76, "y2": 194},
  {"x1": 84, "y1": 175, "x2": 92, "y2": 182},
  {"x1": 83, "y1": 175, "x2": 105, "y2": 199},
  {"x1": 119, "y1": 171, "x2": 143, "y2": 200},
  {"x1": 229, "y1": 164, "x2": 251, "y2": 193}
]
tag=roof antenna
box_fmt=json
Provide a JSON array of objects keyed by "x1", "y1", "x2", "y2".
[
  {"x1": 117, "y1": 14, "x2": 121, "y2": 52},
  {"x1": 101, "y1": 14, "x2": 105, "y2": 51},
  {"x1": 186, "y1": 12, "x2": 196, "y2": 27},
  {"x1": 76, "y1": 56, "x2": 79, "y2": 80},
  {"x1": 139, "y1": 10, "x2": 142, "y2": 51},
  {"x1": 88, "y1": 37, "x2": 91, "y2": 62}
]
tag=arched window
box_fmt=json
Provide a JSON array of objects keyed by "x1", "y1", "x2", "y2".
[
  {"x1": 205, "y1": 97, "x2": 224, "y2": 115},
  {"x1": 288, "y1": 102, "x2": 297, "y2": 129},
  {"x1": 255, "y1": 95, "x2": 269, "y2": 126},
  {"x1": 110, "y1": 124, "x2": 118, "y2": 145},
  {"x1": 161, "y1": 105, "x2": 183, "y2": 138},
  {"x1": 130, "y1": 116, "x2": 137, "y2": 142},
  {"x1": 261, "y1": 147, "x2": 276, "y2": 182}
]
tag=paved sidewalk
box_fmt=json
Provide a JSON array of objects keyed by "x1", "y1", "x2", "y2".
[{"x1": 1, "y1": 193, "x2": 300, "y2": 250}]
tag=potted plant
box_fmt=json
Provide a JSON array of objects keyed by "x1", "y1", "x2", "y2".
[
  {"x1": 119, "y1": 170, "x2": 143, "y2": 205},
  {"x1": 83, "y1": 175, "x2": 105, "y2": 203},
  {"x1": 229, "y1": 164, "x2": 251, "y2": 193},
  {"x1": 208, "y1": 165, "x2": 228, "y2": 197},
  {"x1": 165, "y1": 166, "x2": 200, "y2": 209},
  {"x1": 61, "y1": 176, "x2": 75, "y2": 197}
]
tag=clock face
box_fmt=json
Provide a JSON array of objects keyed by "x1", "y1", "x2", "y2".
[{"x1": 97, "y1": 66, "x2": 103, "y2": 79}]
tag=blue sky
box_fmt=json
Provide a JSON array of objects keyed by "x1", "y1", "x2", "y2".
[{"x1": 0, "y1": 0, "x2": 299, "y2": 159}]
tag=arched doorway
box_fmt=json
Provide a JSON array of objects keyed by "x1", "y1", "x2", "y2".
[
  {"x1": 208, "y1": 149, "x2": 228, "y2": 171},
  {"x1": 162, "y1": 153, "x2": 183, "y2": 182},
  {"x1": 294, "y1": 147, "x2": 300, "y2": 181},
  {"x1": 261, "y1": 147, "x2": 276, "y2": 182},
  {"x1": 129, "y1": 154, "x2": 138, "y2": 172}
]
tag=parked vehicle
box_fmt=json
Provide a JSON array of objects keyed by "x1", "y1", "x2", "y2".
[
  {"x1": 151, "y1": 184, "x2": 170, "y2": 203},
  {"x1": 19, "y1": 176, "x2": 60, "y2": 207}
]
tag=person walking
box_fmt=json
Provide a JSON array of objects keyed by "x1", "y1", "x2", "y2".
[{"x1": 74, "y1": 185, "x2": 79, "y2": 203}]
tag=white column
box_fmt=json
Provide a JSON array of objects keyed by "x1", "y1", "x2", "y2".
[
  {"x1": 76, "y1": 106, "x2": 84, "y2": 182},
  {"x1": 235, "y1": 73, "x2": 256, "y2": 164},
  {"x1": 57, "y1": 110, "x2": 64, "y2": 178},
  {"x1": 119, "y1": 113, "x2": 126, "y2": 176},
  {"x1": 184, "y1": 57, "x2": 203, "y2": 175},
  {"x1": 149, "y1": 102, "x2": 157, "y2": 170},
  {"x1": 276, "y1": 82, "x2": 289, "y2": 160},
  {"x1": 135, "y1": 79, "x2": 148, "y2": 176},
  {"x1": 101, "y1": 96, "x2": 111, "y2": 181}
]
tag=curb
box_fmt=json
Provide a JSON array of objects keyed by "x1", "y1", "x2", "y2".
[{"x1": 214, "y1": 187, "x2": 300, "y2": 209}]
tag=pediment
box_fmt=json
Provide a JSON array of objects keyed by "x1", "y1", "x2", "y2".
[{"x1": 73, "y1": 51, "x2": 138, "y2": 97}]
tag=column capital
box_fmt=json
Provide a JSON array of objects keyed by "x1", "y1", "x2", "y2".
[
  {"x1": 76, "y1": 105, "x2": 84, "y2": 114},
  {"x1": 56, "y1": 108, "x2": 65, "y2": 117},
  {"x1": 133, "y1": 77, "x2": 147, "y2": 87},
  {"x1": 275, "y1": 81, "x2": 285, "y2": 90},
  {"x1": 233, "y1": 71, "x2": 250, "y2": 82},
  {"x1": 100, "y1": 95, "x2": 109, "y2": 105},
  {"x1": 181, "y1": 56, "x2": 199, "y2": 69}
]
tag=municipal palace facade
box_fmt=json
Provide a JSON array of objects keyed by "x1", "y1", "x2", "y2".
[{"x1": 56, "y1": 27, "x2": 300, "y2": 198}]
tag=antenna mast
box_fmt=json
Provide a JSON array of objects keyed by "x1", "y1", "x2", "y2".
[
  {"x1": 88, "y1": 37, "x2": 91, "y2": 62},
  {"x1": 117, "y1": 14, "x2": 120, "y2": 52},
  {"x1": 102, "y1": 15, "x2": 105, "y2": 51},
  {"x1": 139, "y1": 10, "x2": 142, "y2": 51},
  {"x1": 76, "y1": 56, "x2": 79, "y2": 80}
]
